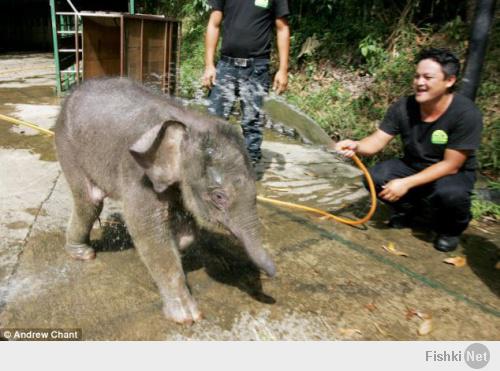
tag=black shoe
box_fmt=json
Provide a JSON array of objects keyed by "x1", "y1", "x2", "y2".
[
  {"x1": 433, "y1": 234, "x2": 460, "y2": 252},
  {"x1": 388, "y1": 212, "x2": 412, "y2": 229}
]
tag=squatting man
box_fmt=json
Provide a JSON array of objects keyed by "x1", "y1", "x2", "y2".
[{"x1": 334, "y1": 48, "x2": 483, "y2": 252}]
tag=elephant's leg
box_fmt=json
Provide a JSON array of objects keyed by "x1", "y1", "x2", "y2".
[
  {"x1": 64, "y1": 173, "x2": 104, "y2": 260},
  {"x1": 123, "y1": 189, "x2": 202, "y2": 324}
]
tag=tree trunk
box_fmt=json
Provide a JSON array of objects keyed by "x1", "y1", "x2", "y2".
[{"x1": 459, "y1": 0, "x2": 497, "y2": 101}]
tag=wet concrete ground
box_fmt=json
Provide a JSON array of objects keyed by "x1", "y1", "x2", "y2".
[{"x1": 0, "y1": 53, "x2": 499, "y2": 340}]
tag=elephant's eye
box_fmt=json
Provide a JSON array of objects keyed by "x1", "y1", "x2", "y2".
[{"x1": 210, "y1": 190, "x2": 228, "y2": 210}]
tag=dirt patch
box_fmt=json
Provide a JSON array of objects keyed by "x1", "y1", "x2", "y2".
[
  {"x1": 5, "y1": 222, "x2": 30, "y2": 230},
  {"x1": 24, "y1": 208, "x2": 48, "y2": 217}
]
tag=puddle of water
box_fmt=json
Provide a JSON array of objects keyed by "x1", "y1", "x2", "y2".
[
  {"x1": 0, "y1": 86, "x2": 58, "y2": 105},
  {"x1": 0, "y1": 121, "x2": 56, "y2": 161},
  {"x1": 0, "y1": 85, "x2": 58, "y2": 161}
]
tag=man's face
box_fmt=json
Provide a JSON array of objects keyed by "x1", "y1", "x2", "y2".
[{"x1": 413, "y1": 59, "x2": 456, "y2": 104}]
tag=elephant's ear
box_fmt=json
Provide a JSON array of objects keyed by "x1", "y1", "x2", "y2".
[{"x1": 130, "y1": 120, "x2": 186, "y2": 193}]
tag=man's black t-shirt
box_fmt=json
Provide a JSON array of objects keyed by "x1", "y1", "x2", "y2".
[
  {"x1": 379, "y1": 94, "x2": 483, "y2": 171},
  {"x1": 209, "y1": 0, "x2": 289, "y2": 59}
]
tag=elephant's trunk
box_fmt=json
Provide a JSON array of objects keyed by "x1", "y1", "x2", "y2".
[{"x1": 229, "y1": 216, "x2": 276, "y2": 277}]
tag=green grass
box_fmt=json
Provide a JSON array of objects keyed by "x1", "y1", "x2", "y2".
[{"x1": 471, "y1": 196, "x2": 500, "y2": 220}]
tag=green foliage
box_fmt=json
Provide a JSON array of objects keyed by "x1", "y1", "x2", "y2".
[
  {"x1": 358, "y1": 36, "x2": 387, "y2": 74},
  {"x1": 287, "y1": 78, "x2": 366, "y2": 140},
  {"x1": 487, "y1": 181, "x2": 500, "y2": 190},
  {"x1": 179, "y1": 0, "x2": 211, "y2": 17},
  {"x1": 471, "y1": 196, "x2": 500, "y2": 220},
  {"x1": 137, "y1": 0, "x2": 210, "y2": 17},
  {"x1": 471, "y1": 182, "x2": 500, "y2": 220},
  {"x1": 178, "y1": 15, "x2": 208, "y2": 98}
]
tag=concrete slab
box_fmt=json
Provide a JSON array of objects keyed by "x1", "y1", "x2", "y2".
[{"x1": 0, "y1": 149, "x2": 60, "y2": 295}]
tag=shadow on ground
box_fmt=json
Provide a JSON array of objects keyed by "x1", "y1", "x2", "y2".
[
  {"x1": 92, "y1": 213, "x2": 274, "y2": 305},
  {"x1": 462, "y1": 234, "x2": 500, "y2": 297}
]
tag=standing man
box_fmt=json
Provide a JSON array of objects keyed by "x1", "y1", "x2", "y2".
[
  {"x1": 334, "y1": 48, "x2": 483, "y2": 252},
  {"x1": 202, "y1": 0, "x2": 290, "y2": 166}
]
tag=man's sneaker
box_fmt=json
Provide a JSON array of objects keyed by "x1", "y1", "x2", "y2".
[
  {"x1": 388, "y1": 212, "x2": 413, "y2": 229},
  {"x1": 433, "y1": 234, "x2": 460, "y2": 252}
]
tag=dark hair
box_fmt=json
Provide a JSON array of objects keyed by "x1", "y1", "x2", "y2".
[{"x1": 415, "y1": 48, "x2": 460, "y2": 78}]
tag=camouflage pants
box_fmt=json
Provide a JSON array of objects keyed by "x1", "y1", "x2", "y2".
[{"x1": 208, "y1": 57, "x2": 270, "y2": 162}]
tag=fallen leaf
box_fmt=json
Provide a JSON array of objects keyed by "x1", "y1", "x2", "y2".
[
  {"x1": 406, "y1": 308, "x2": 432, "y2": 320},
  {"x1": 417, "y1": 319, "x2": 433, "y2": 336},
  {"x1": 405, "y1": 308, "x2": 418, "y2": 320},
  {"x1": 443, "y1": 256, "x2": 467, "y2": 267},
  {"x1": 365, "y1": 303, "x2": 377, "y2": 312},
  {"x1": 339, "y1": 328, "x2": 362, "y2": 337},
  {"x1": 415, "y1": 311, "x2": 432, "y2": 320},
  {"x1": 382, "y1": 242, "x2": 408, "y2": 257},
  {"x1": 495, "y1": 262, "x2": 500, "y2": 270}
]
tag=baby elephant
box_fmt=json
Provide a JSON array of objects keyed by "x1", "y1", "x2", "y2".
[{"x1": 55, "y1": 77, "x2": 275, "y2": 324}]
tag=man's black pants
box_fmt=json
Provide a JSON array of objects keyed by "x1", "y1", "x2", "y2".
[{"x1": 366, "y1": 159, "x2": 476, "y2": 236}]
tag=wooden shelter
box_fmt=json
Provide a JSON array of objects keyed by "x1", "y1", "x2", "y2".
[
  {"x1": 81, "y1": 12, "x2": 181, "y2": 94},
  {"x1": 50, "y1": 1, "x2": 181, "y2": 95}
]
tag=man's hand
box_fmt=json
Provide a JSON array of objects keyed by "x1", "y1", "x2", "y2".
[
  {"x1": 203, "y1": 10, "x2": 222, "y2": 90},
  {"x1": 379, "y1": 178, "x2": 410, "y2": 202},
  {"x1": 334, "y1": 139, "x2": 359, "y2": 158},
  {"x1": 274, "y1": 16, "x2": 289, "y2": 95},
  {"x1": 273, "y1": 69, "x2": 288, "y2": 94},
  {"x1": 202, "y1": 65, "x2": 217, "y2": 89}
]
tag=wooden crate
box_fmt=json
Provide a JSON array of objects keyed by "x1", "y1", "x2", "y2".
[{"x1": 82, "y1": 12, "x2": 181, "y2": 95}]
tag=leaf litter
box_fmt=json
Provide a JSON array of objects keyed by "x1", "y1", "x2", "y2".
[
  {"x1": 443, "y1": 256, "x2": 467, "y2": 267},
  {"x1": 382, "y1": 242, "x2": 408, "y2": 257}
]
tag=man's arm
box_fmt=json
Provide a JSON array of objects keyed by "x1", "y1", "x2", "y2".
[
  {"x1": 378, "y1": 148, "x2": 469, "y2": 202},
  {"x1": 202, "y1": 10, "x2": 223, "y2": 89},
  {"x1": 272, "y1": 17, "x2": 290, "y2": 94},
  {"x1": 334, "y1": 129, "x2": 394, "y2": 158}
]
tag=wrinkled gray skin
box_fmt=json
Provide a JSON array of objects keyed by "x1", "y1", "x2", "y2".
[{"x1": 55, "y1": 77, "x2": 275, "y2": 324}]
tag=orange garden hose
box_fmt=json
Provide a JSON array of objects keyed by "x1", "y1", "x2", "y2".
[
  {"x1": 0, "y1": 114, "x2": 55, "y2": 136},
  {"x1": 0, "y1": 114, "x2": 377, "y2": 225}
]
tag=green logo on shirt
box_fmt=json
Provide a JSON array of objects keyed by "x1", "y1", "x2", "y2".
[
  {"x1": 255, "y1": 0, "x2": 270, "y2": 8},
  {"x1": 431, "y1": 130, "x2": 448, "y2": 145}
]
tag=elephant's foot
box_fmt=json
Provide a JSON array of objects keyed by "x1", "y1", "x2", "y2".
[
  {"x1": 163, "y1": 293, "x2": 202, "y2": 325},
  {"x1": 65, "y1": 243, "x2": 96, "y2": 261}
]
